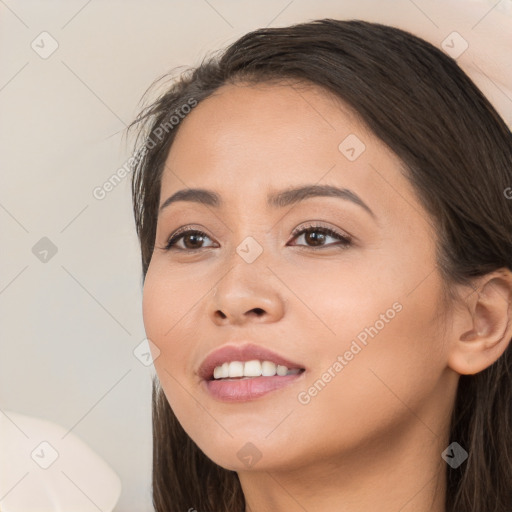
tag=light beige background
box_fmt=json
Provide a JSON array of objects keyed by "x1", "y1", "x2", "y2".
[{"x1": 1, "y1": 0, "x2": 511, "y2": 510}]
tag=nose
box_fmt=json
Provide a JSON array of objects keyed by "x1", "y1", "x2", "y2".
[{"x1": 209, "y1": 264, "x2": 286, "y2": 326}]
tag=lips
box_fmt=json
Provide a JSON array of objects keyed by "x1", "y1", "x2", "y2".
[{"x1": 198, "y1": 343, "x2": 306, "y2": 381}]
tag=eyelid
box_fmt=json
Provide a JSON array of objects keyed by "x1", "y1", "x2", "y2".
[
  {"x1": 290, "y1": 221, "x2": 352, "y2": 240},
  {"x1": 163, "y1": 224, "x2": 216, "y2": 251},
  {"x1": 162, "y1": 221, "x2": 353, "y2": 251}
]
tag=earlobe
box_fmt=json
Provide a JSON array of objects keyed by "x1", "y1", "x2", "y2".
[{"x1": 447, "y1": 269, "x2": 512, "y2": 376}]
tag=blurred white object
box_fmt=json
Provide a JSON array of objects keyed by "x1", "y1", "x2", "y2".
[
  {"x1": 0, "y1": 410, "x2": 122, "y2": 512},
  {"x1": 394, "y1": 0, "x2": 512, "y2": 129}
]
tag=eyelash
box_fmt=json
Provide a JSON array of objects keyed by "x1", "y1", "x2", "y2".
[{"x1": 162, "y1": 223, "x2": 352, "y2": 252}]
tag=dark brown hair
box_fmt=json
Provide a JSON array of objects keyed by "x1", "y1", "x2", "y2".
[{"x1": 128, "y1": 19, "x2": 512, "y2": 512}]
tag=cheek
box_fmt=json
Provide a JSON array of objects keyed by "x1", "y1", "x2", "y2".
[
  {"x1": 333, "y1": 285, "x2": 445, "y2": 413},
  {"x1": 142, "y1": 264, "x2": 204, "y2": 428},
  {"x1": 291, "y1": 259, "x2": 447, "y2": 423},
  {"x1": 141, "y1": 262, "x2": 199, "y2": 371},
  {"x1": 290, "y1": 300, "x2": 447, "y2": 461},
  {"x1": 142, "y1": 258, "x2": 200, "y2": 334},
  {"x1": 275, "y1": 255, "x2": 391, "y2": 343}
]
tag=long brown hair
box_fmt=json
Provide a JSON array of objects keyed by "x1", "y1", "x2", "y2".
[{"x1": 128, "y1": 19, "x2": 512, "y2": 511}]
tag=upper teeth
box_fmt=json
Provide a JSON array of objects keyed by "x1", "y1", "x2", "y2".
[{"x1": 212, "y1": 360, "x2": 301, "y2": 379}]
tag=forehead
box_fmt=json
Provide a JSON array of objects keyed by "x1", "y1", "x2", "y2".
[
  {"x1": 166, "y1": 80, "x2": 364, "y2": 169},
  {"x1": 159, "y1": 81, "x2": 425, "y2": 226}
]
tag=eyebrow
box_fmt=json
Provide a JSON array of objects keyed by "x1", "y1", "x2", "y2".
[{"x1": 159, "y1": 184, "x2": 376, "y2": 219}]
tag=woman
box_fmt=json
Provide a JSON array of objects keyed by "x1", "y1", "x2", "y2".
[{"x1": 128, "y1": 19, "x2": 512, "y2": 512}]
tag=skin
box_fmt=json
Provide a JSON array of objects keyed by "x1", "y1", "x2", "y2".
[{"x1": 142, "y1": 81, "x2": 512, "y2": 512}]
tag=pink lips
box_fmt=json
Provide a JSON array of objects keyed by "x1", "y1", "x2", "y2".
[{"x1": 198, "y1": 343, "x2": 306, "y2": 402}]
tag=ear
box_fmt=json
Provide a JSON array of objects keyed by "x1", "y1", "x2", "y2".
[{"x1": 447, "y1": 268, "x2": 512, "y2": 376}]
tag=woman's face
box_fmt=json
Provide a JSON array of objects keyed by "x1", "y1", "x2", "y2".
[{"x1": 142, "y1": 81, "x2": 458, "y2": 472}]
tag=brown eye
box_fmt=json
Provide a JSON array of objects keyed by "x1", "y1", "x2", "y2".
[
  {"x1": 290, "y1": 225, "x2": 352, "y2": 249},
  {"x1": 163, "y1": 224, "x2": 352, "y2": 252},
  {"x1": 164, "y1": 230, "x2": 214, "y2": 251},
  {"x1": 303, "y1": 229, "x2": 328, "y2": 246},
  {"x1": 182, "y1": 232, "x2": 207, "y2": 249}
]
